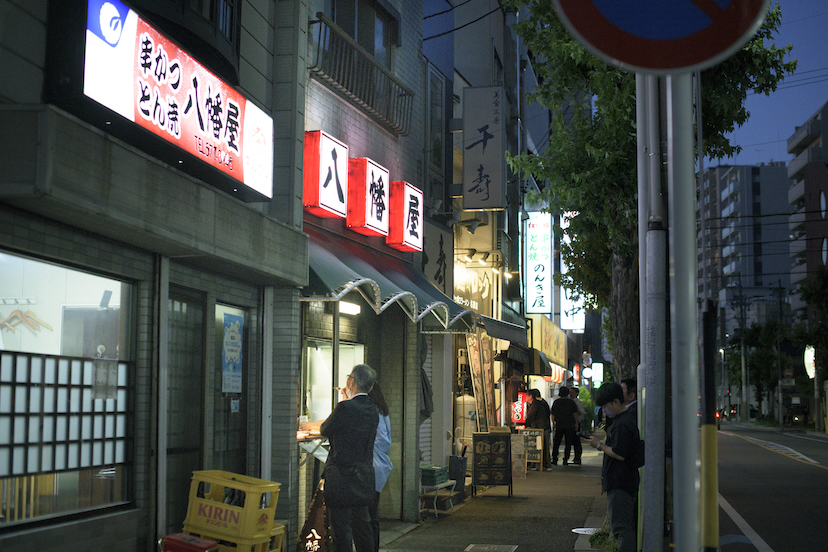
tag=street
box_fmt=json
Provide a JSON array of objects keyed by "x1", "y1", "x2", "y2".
[{"x1": 718, "y1": 422, "x2": 828, "y2": 551}]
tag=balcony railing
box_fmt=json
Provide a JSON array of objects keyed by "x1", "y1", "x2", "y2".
[{"x1": 309, "y1": 13, "x2": 414, "y2": 136}]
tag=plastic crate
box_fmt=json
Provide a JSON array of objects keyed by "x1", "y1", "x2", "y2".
[
  {"x1": 183, "y1": 470, "x2": 281, "y2": 541},
  {"x1": 269, "y1": 523, "x2": 285, "y2": 552},
  {"x1": 183, "y1": 532, "x2": 270, "y2": 552},
  {"x1": 158, "y1": 533, "x2": 219, "y2": 552}
]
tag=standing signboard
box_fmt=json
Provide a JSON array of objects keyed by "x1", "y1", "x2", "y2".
[
  {"x1": 466, "y1": 334, "x2": 488, "y2": 433},
  {"x1": 472, "y1": 432, "x2": 512, "y2": 491}
]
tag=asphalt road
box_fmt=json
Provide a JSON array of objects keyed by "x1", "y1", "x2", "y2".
[{"x1": 718, "y1": 423, "x2": 828, "y2": 551}]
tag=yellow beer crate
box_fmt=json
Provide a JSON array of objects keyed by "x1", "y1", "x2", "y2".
[
  {"x1": 269, "y1": 523, "x2": 285, "y2": 552},
  {"x1": 183, "y1": 470, "x2": 281, "y2": 541}
]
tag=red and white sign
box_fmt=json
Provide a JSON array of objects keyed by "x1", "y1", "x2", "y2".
[
  {"x1": 554, "y1": 0, "x2": 769, "y2": 74},
  {"x1": 83, "y1": 0, "x2": 273, "y2": 198},
  {"x1": 347, "y1": 158, "x2": 390, "y2": 237},
  {"x1": 512, "y1": 392, "x2": 529, "y2": 424},
  {"x1": 303, "y1": 130, "x2": 349, "y2": 218},
  {"x1": 387, "y1": 181, "x2": 423, "y2": 252}
]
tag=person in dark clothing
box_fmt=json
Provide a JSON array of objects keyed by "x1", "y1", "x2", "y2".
[
  {"x1": 524, "y1": 389, "x2": 552, "y2": 469},
  {"x1": 587, "y1": 382, "x2": 640, "y2": 552},
  {"x1": 621, "y1": 378, "x2": 638, "y2": 420},
  {"x1": 550, "y1": 386, "x2": 579, "y2": 465},
  {"x1": 320, "y1": 364, "x2": 379, "y2": 552}
]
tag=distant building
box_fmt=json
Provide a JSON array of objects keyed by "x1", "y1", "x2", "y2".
[
  {"x1": 786, "y1": 101, "x2": 828, "y2": 320},
  {"x1": 698, "y1": 163, "x2": 791, "y2": 338}
]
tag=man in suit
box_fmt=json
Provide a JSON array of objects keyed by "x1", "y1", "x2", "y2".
[
  {"x1": 321, "y1": 364, "x2": 379, "y2": 552},
  {"x1": 621, "y1": 378, "x2": 637, "y2": 420},
  {"x1": 524, "y1": 389, "x2": 552, "y2": 469}
]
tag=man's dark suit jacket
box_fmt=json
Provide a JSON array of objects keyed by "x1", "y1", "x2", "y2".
[{"x1": 320, "y1": 394, "x2": 378, "y2": 506}]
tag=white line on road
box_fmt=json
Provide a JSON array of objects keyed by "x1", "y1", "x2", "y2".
[
  {"x1": 746, "y1": 436, "x2": 819, "y2": 463},
  {"x1": 784, "y1": 432, "x2": 828, "y2": 444},
  {"x1": 718, "y1": 493, "x2": 775, "y2": 552}
]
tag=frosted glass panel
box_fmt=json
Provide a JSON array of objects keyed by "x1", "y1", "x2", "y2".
[
  {"x1": 56, "y1": 416, "x2": 67, "y2": 441},
  {"x1": 82, "y1": 416, "x2": 92, "y2": 440},
  {"x1": 117, "y1": 415, "x2": 126, "y2": 438},
  {"x1": 15, "y1": 356, "x2": 28, "y2": 383},
  {"x1": 70, "y1": 388, "x2": 81, "y2": 412},
  {"x1": 68, "y1": 443, "x2": 78, "y2": 468},
  {"x1": 118, "y1": 363, "x2": 127, "y2": 386},
  {"x1": 44, "y1": 387, "x2": 55, "y2": 413},
  {"x1": 0, "y1": 417, "x2": 9, "y2": 444},
  {"x1": 105, "y1": 441, "x2": 114, "y2": 464},
  {"x1": 58, "y1": 359, "x2": 69, "y2": 384},
  {"x1": 13, "y1": 445, "x2": 24, "y2": 474},
  {"x1": 105, "y1": 415, "x2": 114, "y2": 438},
  {"x1": 71, "y1": 361, "x2": 82, "y2": 385},
  {"x1": 29, "y1": 417, "x2": 39, "y2": 442},
  {"x1": 43, "y1": 416, "x2": 54, "y2": 441},
  {"x1": 45, "y1": 357, "x2": 56, "y2": 384},
  {"x1": 0, "y1": 448, "x2": 8, "y2": 476},
  {"x1": 81, "y1": 442, "x2": 91, "y2": 467},
  {"x1": 30, "y1": 357, "x2": 42, "y2": 383},
  {"x1": 94, "y1": 415, "x2": 104, "y2": 439},
  {"x1": 116, "y1": 440, "x2": 125, "y2": 463},
  {"x1": 14, "y1": 417, "x2": 25, "y2": 444},
  {"x1": 117, "y1": 389, "x2": 127, "y2": 411},
  {"x1": 83, "y1": 361, "x2": 94, "y2": 385},
  {"x1": 28, "y1": 446, "x2": 38, "y2": 472},
  {"x1": 29, "y1": 386, "x2": 41, "y2": 412},
  {"x1": 93, "y1": 441, "x2": 102, "y2": 465},
  {"x1": 57, "y1": 388, "x2": 68, "y2": 412},
  {"x1": 0, "y1": 385, "x2": 10, "y2": 413},
  {"x1": 69, "y1": 416, "x2": 79, "y2": 440},
  {"x1": 15, "y1": 385, "x2": 27, "y2": 413},
  {"x1": 55, "y1": 444, "x2": 66, "y2": 470},
  {"x1": 42, "y1": 445, "x2": 53, "y2": 471},
  {"x1": 82, "y1": 388, "x2": 93, "y2": 412},
  {"x1": 0, "y1": 353, "x2": 12, "y2": 382}
]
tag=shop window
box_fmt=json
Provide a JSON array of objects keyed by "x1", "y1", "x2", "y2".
[
  {"x1": 301, "y1": 340, "x2": 364, "y2": 422},
  {"x1": 0, "y1": 252, "x2": 133, "y2": 526},
  {"x1": 131, "y1": 0, "x2": 241, "y2": 84}
]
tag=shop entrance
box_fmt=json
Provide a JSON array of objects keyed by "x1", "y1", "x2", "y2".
[{"x1": 165, "y1": 287, "x2": 205, "y2": 536}]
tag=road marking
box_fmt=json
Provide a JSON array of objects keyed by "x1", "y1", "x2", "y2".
[
  {"x1": 721, "y1": 431, "x2": 828, "y2": 469},
  {"x1": 784, "y1": 432, "x2": 828, "y2": 444},
  {"x1": 718, "y1": 493, "x2": 775, "y2": 552}
]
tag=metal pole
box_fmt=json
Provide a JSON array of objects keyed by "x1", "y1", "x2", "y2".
[
  {"x1": 641, "y1": 73, "x2": 667, "y2": 552},
  {"x1": 667, "y1": 72, "x2": 700, "y2": 552}
]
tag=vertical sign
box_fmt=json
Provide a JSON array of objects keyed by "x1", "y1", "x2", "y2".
[
  {"x1": 222, "y1": 313, "x2": 243, "y2": 393},
  {"x1": 463, "y1": 87, "x2": 506, "y2": 210},
  {"x1": 83, "y1": 0, "x2": 274, "y2": 198},
  {"x1": 466, "y1": 334, "x2": 488, "y2": 433},
  {"x1": 512, "y1": 391, "x2": 529, "y2": 424},
  {"x1": 387, "y1": 181, "x2": 423, "y2": 252},
  {"x1": 526, "y1": 212, "x2": 553, "y2": 314},
  {"x1": 347, "y1": 158, "x2": 390, "y2": 236},
  {"x1": 423, "y1": 220, "x2": 454, "y2": 295},
  {"x1": 560, "y1": 212, "x2": 585, "y2": 331},
  {"x1": 480, "y1": 334, "x2": 496, "y2": 428}
]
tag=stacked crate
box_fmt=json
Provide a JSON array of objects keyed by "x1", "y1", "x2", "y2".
[{"x1": 182, "y1": 470, "x2": 284, "y2": 552}]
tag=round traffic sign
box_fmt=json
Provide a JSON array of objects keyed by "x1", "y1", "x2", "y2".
[{"x1": 554, "y1": 0, "x2": 770, "y2": 73}]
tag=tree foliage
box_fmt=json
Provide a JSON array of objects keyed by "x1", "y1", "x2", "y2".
[
  {"x1": 794, "y1": 264, "x2": 828, "y2": 385},
  {"x1": 505, "y1": 2, "x2": 796, "y2": 379}
]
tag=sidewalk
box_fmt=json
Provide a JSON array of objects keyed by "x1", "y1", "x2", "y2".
[{"x1": 379, "y1": 448, "x2": 606, "y2": 552}]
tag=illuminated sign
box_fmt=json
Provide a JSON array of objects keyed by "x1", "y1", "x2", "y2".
[
  {"x1": 525, "y1": 212, "x2": 552, "y2": 314},
  {"x1": 302, "y1": 131, "x2": 423, "y2": 252},
  {"x1": 512, "y1": 391, "x2": 528, "y2": 424},
  {"x1": 83, "y1": 0, "x2": 273, "y2": 198},
  {"x1": 347, "y1": 158, "x2": 390, "y2": 237},
  {"x1": 387, "y1": 181, "x2": 423, "y2": 252},
  {"x1": 560, "y1": 212, "x2": 585, "y2": 332},
  {"x1": 303, "y1": 130, "x2": 349, "y2": 218}
]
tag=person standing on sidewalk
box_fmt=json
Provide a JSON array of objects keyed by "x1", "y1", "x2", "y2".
[
  {"x1": 587, "y1": 382, "x2": 640, "y2": 552},
  {"x1": 524, "y1": 389, "x2": 552, "y2": 469},
  {"x1": 368, "y1": 383, "x2": 392, "y2": 552},
  {"x1": 569, "y1": 387, "x2": 586, "y2": 465},
  {"x1": 621, "y1": 378, "x2": 638, "y2": 420},
  {"x1": 550, "y1": 386, "x2": 579, "y2": 465}
]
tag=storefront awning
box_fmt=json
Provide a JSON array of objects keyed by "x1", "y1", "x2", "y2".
[
  {"x1": 304, "y1": 226, "x2": 476, "y2": 333},
  {"x1": 505, "y1": 343, "x2": 532, "y2": 365},
  {"x1": 478, "y1": 315, "x2": 528, "y2": 347}
]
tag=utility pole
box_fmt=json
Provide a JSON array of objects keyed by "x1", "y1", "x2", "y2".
[
  {"x1": 736, "y1": 278, "x2": 749, "y2": 423},
  {"x1": 774, "y1": 280, "x2": 784, "y2": 430}
]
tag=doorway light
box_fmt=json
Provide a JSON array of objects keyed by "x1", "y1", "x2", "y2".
[{"x1": 339, "y1": 301, "x2": 361, "y2": 316}]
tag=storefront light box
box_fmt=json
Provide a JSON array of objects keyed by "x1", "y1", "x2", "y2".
[{"x1": 82, "y1": 0, "x2": 273, "y2": 199}]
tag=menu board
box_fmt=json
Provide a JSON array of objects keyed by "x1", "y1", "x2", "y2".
[
  {"x1": 472, "y1": 432, "x2": 512, "y2": 487},
  {"x1": 519, "y1": 429, "x2": 543, "y2": 465}
]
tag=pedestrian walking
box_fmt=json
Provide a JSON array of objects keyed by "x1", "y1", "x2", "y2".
[
  {"x1": 550, "y1": 386, "x2": 579, "y2": 465},
  {"x1": 569, "y1": 386, "x2": 586, "y2": 464}
]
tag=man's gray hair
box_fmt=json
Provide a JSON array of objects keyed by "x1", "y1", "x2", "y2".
[{"x1": 350, "y1": 364, "x2": 377, "y2": 393}]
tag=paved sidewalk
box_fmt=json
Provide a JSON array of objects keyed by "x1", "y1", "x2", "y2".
[{"x1": 379, "y1": 448, "x2": 606, "y2": 552}]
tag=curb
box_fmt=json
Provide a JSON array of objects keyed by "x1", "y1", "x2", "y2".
[{"x1": 573, "y1": 494, "x2": 607, "y2": 551}]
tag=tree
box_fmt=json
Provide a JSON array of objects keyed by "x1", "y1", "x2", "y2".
[
  {"x1": 743, "y1": 321, "x2": 791, "y2": 418},
  {"x1": 794, "y1": 263, "x2": 828, "y2": 428},
  {"x1": 505, "y1": 2, "x2": 796, "y2": 380}
]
